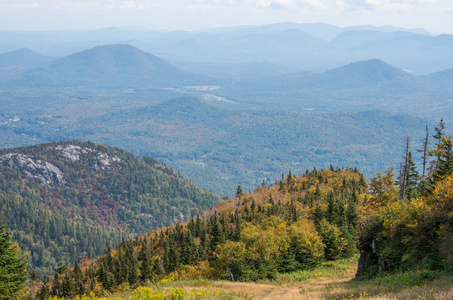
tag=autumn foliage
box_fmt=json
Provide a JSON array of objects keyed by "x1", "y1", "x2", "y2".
[{"x1": 36, "y1": 167, "x2": 367, "y2": 298}]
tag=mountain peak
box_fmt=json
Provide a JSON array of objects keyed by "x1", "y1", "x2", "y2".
[
  {"x1": 16, "y1": 44, "x2": 202, "y2": 88},
  {"x1": 326, "y1": 59, "x2": 413, "y2": 85},
  {"x1": 0, "y1": 47, "x2": 53, "y2": 68},
  {"x1": 54, "y1": 43, "x2": 173, "y2": 72}
]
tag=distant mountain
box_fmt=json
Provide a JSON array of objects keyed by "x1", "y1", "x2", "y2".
[
  {"x1": 218, "y1": 59, "x2": 445, "y2": 116},
  {"x1": 0, "y1": 140, "x2": 220, "y2": 276},
  {"x1": 222, "y1": 22, "x2": 429, "y2": 41},
  {"x1": 136, "y1": 28, "x2": 332, "y2": 66},
  {"x1": 0, "y1": 23, "x2": 450, "y2": 76},
  {"x1": 324, "y1": 59, "x2": 414, "y2": 86},
  {"x1": 8, "y1": 44, "x2": 214, "y2": 88},
  {"x1": 331, "y1": 31, "x2": 453, "y2": 74},
  {"x1": 0, "y1": 48, "x2": 53, "y2": 69},
  {"x1": 331, "y1": 30, "x2": 416, "y2": 48},
  {"x1": 422, "y1": 68, "x2": 453, "y2": 91},
  {"x1": 0, "y1": 48, "x2": 54, "y2": 81}
]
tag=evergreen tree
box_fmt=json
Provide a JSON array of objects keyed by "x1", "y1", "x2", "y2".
[
  {"x1": 0, "y1": 222, "x2": 28, "y2": 300},
  {"x1": 404, "y1": 152, "x2": 419, "y2": 200},
  {"x1": 432, "y1": 135, "x2": 453, "y2": 184},
  {"x1": 287, "y1": 169, "x2": 293, "y2": 186},
  {"x1": 236, "y1": 185, "x2": 244, "y2": 198},
  {"x1": 432, "y1": 119, "x2": 446, "y2": 167}
]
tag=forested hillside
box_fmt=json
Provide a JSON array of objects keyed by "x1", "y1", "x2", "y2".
[
  {"x1": 35, "y1": 167, "x2": 368, "y2": 298},
  {"x1": 29, "y1": 121, "x2": 453, "y2": 300},
  {"x1": 0, "y1": 141, "x2": 220, "y2": 277},
  {"x1": 24, "y1": 96, "x2": 425, "y2": 196}
]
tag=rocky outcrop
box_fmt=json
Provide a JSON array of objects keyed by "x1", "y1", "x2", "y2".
[
  {"x1": 54, "y1": 144, "x2": 92, "y2": 162},
  {"x1": 0, "y1": 153, "x2": 65, "y2": 185},
  {"x1": 94, "y1": 152, "x2": 121, "y2": 171},
  {"x1": 0, "y1": 145, "x2": 122, "y2": 186},
  {"x1": 53, "y1": 144, "x2": 121, "y2": 171}
]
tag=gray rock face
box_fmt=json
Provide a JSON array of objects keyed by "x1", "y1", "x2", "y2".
[
  {"x1": 54, "y1": 144, "x2": 121, "y2": 171},
  {"x1": 54, "y1": 144, "x2": 91, "y2": 162},
  {"x1": 95, "y1": 152, "x2": 121, "y2": 171},
  {"x1": 0, "y1": 153, "x2": 66, "y2": 185},
  {"x1": 0, "y1": 144, "x2": 122, "y2": 186}
]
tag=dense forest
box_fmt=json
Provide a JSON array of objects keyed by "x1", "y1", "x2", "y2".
[
  {"x1": 0, "y1": 92, "x2": 428, "y2": 196},
  {"x1": 28, "y1": 120, "x2": 453, "y2": 299},
  {"x1": 34, "y1": 167, "x2": 368, "y2": 298},
  {"x1": 0, "y1": 141, "x2": 220, "y2": 277}
]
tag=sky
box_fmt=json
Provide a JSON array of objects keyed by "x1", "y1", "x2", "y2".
[{"x1": 0, "y1": 0, "x2": 452, "y2": 34}]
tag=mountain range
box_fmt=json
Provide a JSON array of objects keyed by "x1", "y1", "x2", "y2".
[
  {"x1": 0, "y1": 22, "x2": 451, "y2": 77},
  {"x1": 0, "y1": 35, "x2": 451, "y2": 195},
  {"x1": 1, "y1": 44, "x2": 452, "y2": 123}
]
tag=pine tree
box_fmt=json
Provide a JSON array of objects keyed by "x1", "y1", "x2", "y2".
[
  {"x1": 236, "y1": 185, "x2": 244, "y2": 198},
  {"x1": 432, "y1": 135, "x2": 453, "y2": 184},
  {"x1": 0, "y1": 221, "x2": 28, "y2": 300},
  {"x1": 404, "y1": 152, "x2": 419, "y2": 200},
  {"x1": 287, "y1": 169, "x2": 293, "y2": 186},
  {"x1": 432, "y1": 119, "x2": 446, "y2": 167},
  {"x1": 139, "y1": 243, "x2": 152, "y2": 284}
]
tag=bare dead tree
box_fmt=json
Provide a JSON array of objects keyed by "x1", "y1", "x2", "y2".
[{"x1": 399, "y1": 136, "x2": 411, "y2": 200}]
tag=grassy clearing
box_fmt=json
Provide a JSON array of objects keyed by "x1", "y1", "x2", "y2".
[
  {"x1": 48, "y1": 258, "x2": 452, "y2": 299},
  {"x1": 273, "y1": 256, "x2": 358, "y2": 286},
  {"x1": 322, "y1": 270, "x2": 453, "y2": 300}
]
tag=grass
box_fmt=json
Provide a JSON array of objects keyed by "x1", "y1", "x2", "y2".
[
  {"x1": 44, "y1": 257, "x2": 453, "y2": 299},
  {"x1": 323, "y1": 270, "x2": 453, "y2": 300},
  {"x1": 273, "y1": 256, "x2": 358, "y2": 285}
]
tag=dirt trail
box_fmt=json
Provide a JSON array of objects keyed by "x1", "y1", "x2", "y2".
[{"x1": 212, "y1": 268, "x2": 356, "y2": 299}]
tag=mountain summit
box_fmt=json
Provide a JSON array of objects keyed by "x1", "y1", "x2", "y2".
[
  {"x1": 14, "y1": 44, "x2": 207, "y2": 88},
  {"x1": 0, "y1": 48, "x2": 53, "y2": 69},
  {"x1": 325, "y1": 59, "x2": 414, "y2": 86}
]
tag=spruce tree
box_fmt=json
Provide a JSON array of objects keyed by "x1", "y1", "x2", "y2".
[
  {"x1": 0, "y1": 222, "x2": 28, "y2": 300},
  {"x1": 236, "y1": 185, "x2": 244, "y2": 198},
  {"x1": 404, "y1": 152, "x2": 419, "y2": 200},
  {"x1": 432, "y1": 135, "x2": 453, "y2": 184}
]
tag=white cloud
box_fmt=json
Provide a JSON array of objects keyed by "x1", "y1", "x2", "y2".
[
  {"x1": 344, "y1": 0, "x2": 437, "y2": 11},
  {"x1": 0, "y1": 0, "x2": 149, "y2": 10},
  {"x1": 259, "y1": 0, "x2": 324, "y2": 9},
  {"x1": 194, "y1": 0, "x2": 324, "y2": 10}
]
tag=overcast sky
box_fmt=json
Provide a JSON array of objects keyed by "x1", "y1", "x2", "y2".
[{"x1": 1, "y1": 0, "x2": 452, "y2": 34}]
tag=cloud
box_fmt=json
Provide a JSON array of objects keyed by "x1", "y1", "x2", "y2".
[
  {"x1": 0, "y1": 0, "x2": 148, "y2": 10},
  {"x1": 259, "y1": 0, "x2": 324, "y2": 9},
  {"x1": 344, "y1": 0, "x2": 437, "y2": 11},
  {"x1": 194, "y1": 0, "x2": 324, "y2": 10}
]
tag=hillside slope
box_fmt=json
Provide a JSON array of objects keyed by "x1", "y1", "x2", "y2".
[
  {"x1": 35, "y1": 167, "x2": 369, "y2": 299},
  {"x1": 0, "y1": 141, "x2": 220, "y2": 276},
  {"x1": 69, "y1": 97, "x2": 427, "y2": 195}
]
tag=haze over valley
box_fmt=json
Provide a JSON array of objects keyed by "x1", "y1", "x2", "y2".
[{"x1": 1, "y1": 24, "x2": 452, "y2": 195}]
